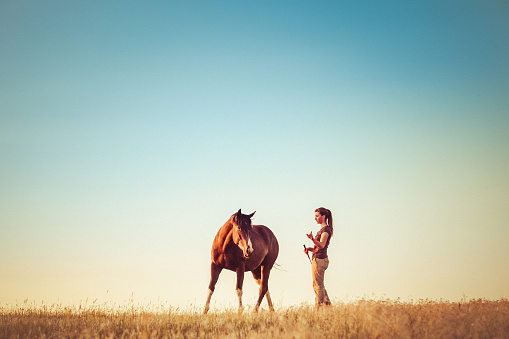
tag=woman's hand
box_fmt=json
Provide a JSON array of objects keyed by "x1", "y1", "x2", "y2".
[{"x1": 306, "y1": 232, "x2": 313, "y2": 240}]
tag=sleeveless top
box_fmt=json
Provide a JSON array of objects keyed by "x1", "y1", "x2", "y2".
[{"x1": 313, "y1": 226, "x2": 332, "y2": 259}]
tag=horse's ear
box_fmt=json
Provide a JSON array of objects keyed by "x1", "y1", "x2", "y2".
[
  {"x1": 247, "y1": 211, "x2": 256, "y2": 219},
  {"x1": 237, "y1": 209, "x2": 242, "y2": 217}
]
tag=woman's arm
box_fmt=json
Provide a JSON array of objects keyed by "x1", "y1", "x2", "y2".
[
  {"x1": 304, "y1": 247, "x2": 314, "y2": 254},
  {"x1": 309, "y1": 232, "x2": 329, "y2": 249}
]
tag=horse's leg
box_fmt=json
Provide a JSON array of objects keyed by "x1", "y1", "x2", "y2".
[
  {"x1": 236, "y1": 262, "x2": 245, "y2": 313},
  {"x1": 262, "y1": 284, "x2": 274, "y2": 311},
  {"x1": 252, "y1": 267, "x2": 274, "y2": 311},
  {"x1": 204, "y1": 263, "x2": 222, "y2": 314},
  {"x1": 254, "y1": 265, "x2": 273, "y2": 312}
]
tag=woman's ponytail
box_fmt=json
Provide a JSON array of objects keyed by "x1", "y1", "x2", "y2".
[{"x1": 315, "y1": 207, "x2": 333, "y2": 238}]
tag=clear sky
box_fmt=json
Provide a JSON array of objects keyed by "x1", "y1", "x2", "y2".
[{"x1": 1, "y1": 1, "x2": 508, "y2": 310}]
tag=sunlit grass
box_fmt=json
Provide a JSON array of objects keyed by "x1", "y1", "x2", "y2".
[{"x1": 1, "y1": 298, "x2": 508, "y2": 338}]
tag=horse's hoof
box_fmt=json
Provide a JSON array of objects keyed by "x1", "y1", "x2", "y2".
[
  {"x1": 204, "y1": 306, "x2": 210, "y2": 314},
  {"x1": 238, "y1": 305, "x2": 244, "y2": 314}
]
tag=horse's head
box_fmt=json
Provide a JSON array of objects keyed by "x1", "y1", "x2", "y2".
[{"x1": 231, "y1": 209, "x2": 255, "y2": 258}]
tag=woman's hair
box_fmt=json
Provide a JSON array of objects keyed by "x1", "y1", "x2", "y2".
[{"x1": 315, "y1": 207, "x2": 333, "y2": 238}]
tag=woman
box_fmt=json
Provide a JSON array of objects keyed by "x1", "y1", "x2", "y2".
[{"x1": 304, "y1": 207, "x2": 333, "y2": 306}]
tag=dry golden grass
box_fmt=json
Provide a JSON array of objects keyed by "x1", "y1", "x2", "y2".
[{"x1": 1, "y1": 298, "x2": 509, "y2": 338}]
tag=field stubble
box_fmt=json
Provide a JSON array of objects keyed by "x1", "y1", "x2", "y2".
[{"x1": 1, "y1": 298, "x2": 509, "y2": 338}]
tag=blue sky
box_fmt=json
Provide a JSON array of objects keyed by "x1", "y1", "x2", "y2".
[{"x1": 1, "y1": 1, "x2": 508, "y2": 309}]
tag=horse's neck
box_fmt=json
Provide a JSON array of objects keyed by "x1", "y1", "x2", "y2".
[
  {"x1": 218, "y1": 221, "x2": 234, "y2": 251},
  {"x1": 220, "y1": 221, "x2": 233, "y2": 236}
]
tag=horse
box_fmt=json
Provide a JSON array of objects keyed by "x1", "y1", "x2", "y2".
[{"x1": 204, "y1": 209, "x2": 279, "y2": 314}]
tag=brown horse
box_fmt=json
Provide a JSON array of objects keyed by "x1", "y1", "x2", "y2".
[{"x1": 204, "y1": 209, "x2": 279, "y2": 313}]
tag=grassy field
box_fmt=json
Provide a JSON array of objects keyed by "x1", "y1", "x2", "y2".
[{"x1": 1, "y1": 298, "x2": 508, "y2": 338}]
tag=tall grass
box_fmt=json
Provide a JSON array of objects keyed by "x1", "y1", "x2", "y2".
[{"x1": 1, "y1": 298, "x2": 508, "y2": 338}]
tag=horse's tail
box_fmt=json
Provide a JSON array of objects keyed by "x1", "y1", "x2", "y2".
[{"x1": 272, "y1": 262, "x2": 286, "y2": 272}]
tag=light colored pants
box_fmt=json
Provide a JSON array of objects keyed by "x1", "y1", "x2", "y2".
[{"x1": 312, "y1": 257, "x2": 331, "y2": 306}]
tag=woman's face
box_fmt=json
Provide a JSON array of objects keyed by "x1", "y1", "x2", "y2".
[{"x1": 315, "y1": 211, "x2": 325, "y2": 225}]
